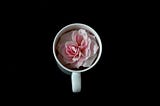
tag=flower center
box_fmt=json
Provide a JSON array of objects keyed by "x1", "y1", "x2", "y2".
[{"x1": 71, "y1": 46, "x2": 77, "y2": 53}]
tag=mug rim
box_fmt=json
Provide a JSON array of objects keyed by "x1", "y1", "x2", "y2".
[{"x1": 53, "y1": 23, "x2": 102, "y2": 73}]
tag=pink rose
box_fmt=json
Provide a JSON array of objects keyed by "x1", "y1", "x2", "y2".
[{"x1": 56, "y1": 29, "x2": 99, "y2": 69}]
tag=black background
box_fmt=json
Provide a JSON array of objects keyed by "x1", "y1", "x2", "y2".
[{"x1": 3, "y1": 1, "x2": 149, "y2": 104}]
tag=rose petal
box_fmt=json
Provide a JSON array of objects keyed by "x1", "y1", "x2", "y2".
[
  {"x1": 79, "y1": 39, "x2": 88, "y2": 49},
  {"x1": 88, "y1": 33, "x2": 96, "y2": 41},
  {"x1": 58, "y1": 44, "x2": 75, "y2": 64},
  {"x1": 81, "y1": 38, "x2": 91, "y2": 57},
  {"x1": 69, "y1": 58, "x2": 84, "y2": 68},
  {"x1": 57, "y1": 43, "x2": 65, "y2": 58},
  {"x1": 76, "y1": 34, "x2": 83, "y2": 46},
  {"x1": 61, "y1": 31, "x2": 73, "y2": 41},
  {"x1": 72, "y1": 31, "x2": 78, "y2": 42},
  {"x1": 72, "y1": 51, "x2": 81, "y2": 61},
  {"x1": 82, "y1": 54, "x2": 97, "y2": 67},
  {"x1": 57, "y1": 31, "x2": 73, "y2": 52},
  {"x1": 57, "y1": 31, "x2": 78, "y2": 64},
  {"x1": 57, "y1": 54, "x2": 66, "y2": 65},
  {"x1": 78, "y1": 29, "x2": 88, "y2": 40},
  {"x1": 64, "y1": 43, "x2": 80, "y2": 63},
  {"x1": 90, "y1": 40, "x2": 99, "y2": 56},
  {"x1": 72, "y1": 29, "x2": 88, "y2": 45},
  {"x1": 62, "y1": 55, "x2": 75, "y2": 64},
  {"x1": 65, "y1": 41, "x2": 78, "y2": 56}
]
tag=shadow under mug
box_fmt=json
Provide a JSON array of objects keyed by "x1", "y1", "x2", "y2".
[{"x1": 53, "y1": 23, "x2": 102, "y2": 93}]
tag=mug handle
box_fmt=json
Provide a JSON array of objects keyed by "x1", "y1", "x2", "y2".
[{"x1": 71, "y1": 72, "x2": 81, "y2": 93}]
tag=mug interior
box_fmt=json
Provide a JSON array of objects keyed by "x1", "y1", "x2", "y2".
[{"x1": 53, "y1": 23, "x2": 102, "y2": 73}]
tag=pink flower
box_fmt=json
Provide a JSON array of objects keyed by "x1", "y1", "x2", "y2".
[{"x1": 56, "y1": 29, "x2": 99, "y2": 69}]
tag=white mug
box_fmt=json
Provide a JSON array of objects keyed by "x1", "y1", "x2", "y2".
[{"x1": 53, "y1": 23, "x2": 102, "y2": 93}]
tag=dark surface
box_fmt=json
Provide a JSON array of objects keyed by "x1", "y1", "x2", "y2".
[{"x1": 4, "y1": 4, "x2": 147, "y2": 103}]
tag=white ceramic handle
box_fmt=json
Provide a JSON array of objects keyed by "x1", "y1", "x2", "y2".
[{"x1": 71, "y1": 72, "x2": 81, "y2": 93}]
